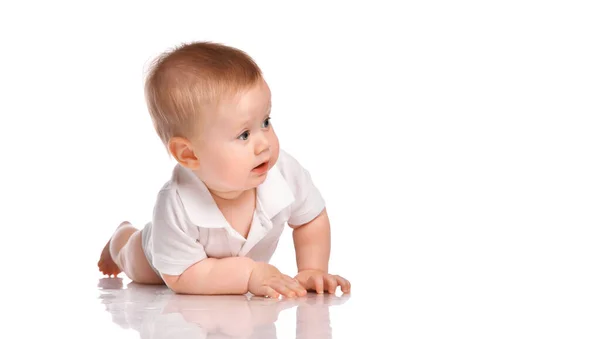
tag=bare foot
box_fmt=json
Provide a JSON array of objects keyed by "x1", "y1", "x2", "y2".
[{"x1": 98, "y1": 221, "x2": 130, "y2": 277}]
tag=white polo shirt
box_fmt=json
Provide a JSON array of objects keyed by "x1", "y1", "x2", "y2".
[{"x1": 142, "y1": 149, "x2": 326, "y2": 276}]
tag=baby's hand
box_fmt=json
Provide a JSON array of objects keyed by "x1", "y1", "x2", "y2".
[
  {"x1": 294, "y1": 269, "x2": 351, "y2": 294},
  {"x1": 248, "y1": 262, "x2": 307, "y2": 299}
]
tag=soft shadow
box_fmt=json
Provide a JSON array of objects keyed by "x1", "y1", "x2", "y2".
[{"x1": 97, "y1": 278, "x2": 350, "y2": 338}]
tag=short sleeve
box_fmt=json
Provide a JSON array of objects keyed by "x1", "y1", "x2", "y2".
[
  {"x1": 150, "y1": 190, "x2": 207, "y2": 276},
  {"x1": 279, "y1": 150, "x2": 326, "y2": 227}
]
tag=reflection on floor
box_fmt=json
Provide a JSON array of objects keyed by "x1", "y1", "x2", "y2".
[{"x1": 97, "y1": 278, "x2": 350, "y2": 339}]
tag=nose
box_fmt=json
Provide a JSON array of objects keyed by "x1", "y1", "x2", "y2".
[{"x1": 254, "y1": 131, "x2": 270, "y2": 155}]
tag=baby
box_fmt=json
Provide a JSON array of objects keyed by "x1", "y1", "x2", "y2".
[{"x1": 98, "y1": 41, "x2": 351, "y2": 298}]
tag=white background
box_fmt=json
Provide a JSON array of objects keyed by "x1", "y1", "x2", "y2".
[{"x1": 1, "y1": 1, "x2": 599, "y2": 338}]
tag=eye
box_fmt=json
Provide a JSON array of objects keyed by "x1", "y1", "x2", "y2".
[
  {"x1": 261, "y1": 117, "x2": 271, "y2": 128},
  {"x1": 237, "y1": 131, "x2": 250, "y2": 141}
]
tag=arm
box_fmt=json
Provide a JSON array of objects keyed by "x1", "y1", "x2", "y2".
[
  {"x1": 162, "y1": 256, "x2": 306, "y2": 298},
  {"x1": 292, "y1": 208, "x2": 330, "y2": 273},
  {"x1": 279, "y1": 151, "x2": 350, "y2": 293},
  {"x1": 162, "y1": 256, "x2": 255, "y2": 295},
  {"x1": 292, "y1": 208, "x2": 351, "y2": 294}
]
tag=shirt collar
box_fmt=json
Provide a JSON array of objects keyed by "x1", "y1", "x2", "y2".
[{"x1": 174, "y1": 161, "x2": 295, "y2": 228}]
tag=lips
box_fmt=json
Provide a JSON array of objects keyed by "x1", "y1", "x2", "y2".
[{"x1": 252, "y1": 161, "x2": 269, "y2": 174}]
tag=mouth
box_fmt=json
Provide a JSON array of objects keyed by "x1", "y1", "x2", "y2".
[{"x1": 252, "y1": 161, "x2": 269, "y2": 174}]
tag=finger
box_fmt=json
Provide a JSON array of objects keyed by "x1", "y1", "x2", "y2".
[
  {"x1": 263, "y1": 286, "x2": 280, "y2": 299},
  {"x1": 283, "y1": 275, "x2": 307, "y2": 296},
  {"x1": 335, "y1": 275, "x2": 351, "y2": 293},
  {"x1": 282, "y1": 274, "x2": 298, "y2": 286},
  {"x1": 312, "y1": 275, "x2": 325, "y2": 294},
  {"x1": 285, "y1": 277, "x2": 306, "y2": 297},
  {"x1": 295, "y1": 276, "x2": 311, "y2": 291},
  {"x1": 325, "y1": 275, "x2": 338, "y2": 294},
  {"x1": 270, "y1": 279, "x2": 297, "y2": 298},
  {"x1": 285, "y1": 283, "x2": 304, "y2": 298}
]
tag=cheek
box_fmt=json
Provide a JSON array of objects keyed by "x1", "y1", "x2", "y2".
[
  {"x1": 199, "y1": 145, "x2": 240, "y2": 175},
  {"x1": 220, "y1": 147, "x2": 256, "y2": 174},
  {"x1": 205, "y1": 153, "x2": 249, "y2": 188},
  {"x1": 219, "y1": 149, "x2": 249, "y2": 172},
  {"x1": 268, "y1": 132, "x2": 280, "y2": 166}
]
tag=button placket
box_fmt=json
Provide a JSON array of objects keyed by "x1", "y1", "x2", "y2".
[{"x1": 256, "y1": 197, "x2": 273, "y2": 231}]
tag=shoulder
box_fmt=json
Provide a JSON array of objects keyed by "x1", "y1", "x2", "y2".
[
  {"x1": 151, "y1": 166, "x2": 190, "y2": 229},
  {"x1": 275, "y1": 149, "x2": 308, "y2": 183},
  {"x1": 274, "y1": 148, "x2": 321, "y2": 199},
  {"x1": 273, "y1": 149, "x2": 326, "y2": 226},
  {"x1": 154, "y1": 167, "x2": 180, "y2": 206}
]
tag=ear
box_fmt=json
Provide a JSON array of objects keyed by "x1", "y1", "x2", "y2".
[{"x1": 168, "y1": 136, "x2": 200, "y2": 170}]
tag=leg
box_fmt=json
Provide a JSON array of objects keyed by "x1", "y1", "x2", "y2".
[{"x1": 98, "y1": 221, "x2": 164, "y2": 285}]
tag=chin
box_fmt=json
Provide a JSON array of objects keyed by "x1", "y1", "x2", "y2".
[{"x1": 255, "y1": 172, "x2": 268, "y2": 185}]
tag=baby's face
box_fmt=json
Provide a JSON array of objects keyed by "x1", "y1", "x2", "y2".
[{"x1": 192, "y1": 79, "x2": 279, "y2": 194}]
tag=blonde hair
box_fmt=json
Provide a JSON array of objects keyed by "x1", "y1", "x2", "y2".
[{"x1": 144, "y1": 41, "x2": 263, "y2": 146}]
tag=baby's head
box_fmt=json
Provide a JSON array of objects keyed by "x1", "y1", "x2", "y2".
[{"x1": 144, "y1": 42, "x2": 279, "y2": 196}]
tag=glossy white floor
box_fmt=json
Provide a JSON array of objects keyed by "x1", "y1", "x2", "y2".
[
  {"x1": 97, "y1": 277, "x2": 351, "y2": 339},
  {"x1": 8, "y1": 260, "x2": 598, "y2": 339}
]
